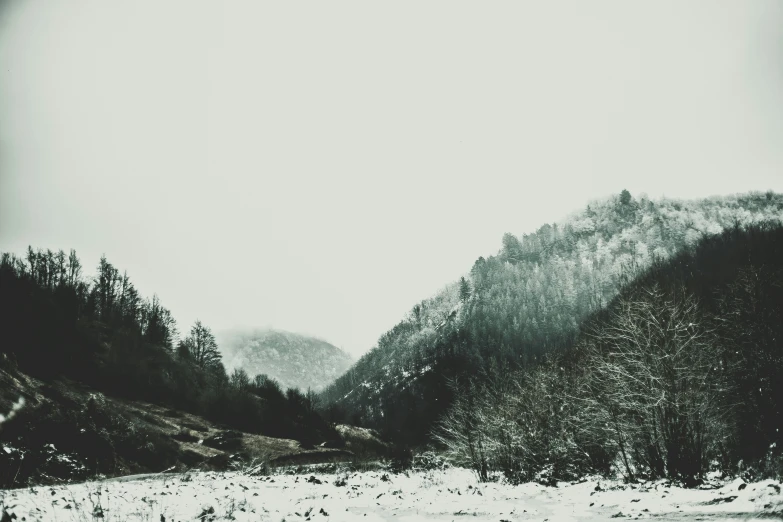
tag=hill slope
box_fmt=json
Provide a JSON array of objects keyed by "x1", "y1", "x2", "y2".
[
  {"x1": 219, "y1": 329, "x2": 353, "y2": 392},
  {"x1": 435, "y1": 223, "x2": 783, "y2": 483},
  {"x1": 0, "y1": 364, "x2": 358, "y2": 488},
  {"x1": 0, "y1": 247, "x2": 353, "y2": 486},
  {"x1": 321, "y1": 190, "x2": 783, "y2": 444}
]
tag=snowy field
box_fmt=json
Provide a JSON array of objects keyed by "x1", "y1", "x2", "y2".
[{"x1": 1, "y1": 468, "x2": 781, "y2": 521}]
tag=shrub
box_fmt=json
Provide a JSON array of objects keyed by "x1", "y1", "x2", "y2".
[{"x1": 412, "y1": 451, "x2": 449, "y2": 471}]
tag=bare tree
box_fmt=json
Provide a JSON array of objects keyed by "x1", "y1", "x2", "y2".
[
  {"x1": 230, "y1": 368, "x2": 251, "y2": 391},
  {"x1": 433, "y1": 378, "x2": 490, "y2": 481},
  {"x1": 182, "y1": 320, "x2": 222, "y2": 370},
  {"x1": 67, "y1": 249, "x2": 82, "y2": 287},
  {"x1": 581, "y1": 285, "x2": 734, "y2": 482},
  {"x1": 434, "y1": 363, "x2": 597, "y2": 484},
  {"x1": 305, "y1": 387, "x2": 320, "y2": 414},
  {"x1": 435, "y1": 285, "x2": 735, "y2": 485}
]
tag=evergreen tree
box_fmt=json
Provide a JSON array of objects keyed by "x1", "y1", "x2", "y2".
[{"x1": 459, "y1": 277, "x2": 471, "y2": 303}]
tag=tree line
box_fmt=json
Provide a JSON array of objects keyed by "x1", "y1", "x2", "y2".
[{"x1": 0, "y1": 249, "x2": 336, "y2": 446}]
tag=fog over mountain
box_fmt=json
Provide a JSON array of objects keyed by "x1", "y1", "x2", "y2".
[
  {"x1": 2, "y1": 1, "x2": 783, "y2": 518},
  {"x1": 218, "y1": 329, "x2": 353, "y2": 392}
]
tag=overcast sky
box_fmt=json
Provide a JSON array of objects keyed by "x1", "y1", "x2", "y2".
[{"x1": 1, "y1": 1, "x2": 782, "y2": 358}]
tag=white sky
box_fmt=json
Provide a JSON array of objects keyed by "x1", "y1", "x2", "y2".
[{"x1": 1, "y1": 1, "x2": 782, "y2": 358}]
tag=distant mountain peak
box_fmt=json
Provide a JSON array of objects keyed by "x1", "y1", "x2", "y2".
[{"x1": 217, "y1": 328, "x2": 352, "y2": 392}]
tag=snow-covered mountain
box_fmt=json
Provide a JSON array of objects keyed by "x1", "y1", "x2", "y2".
[
  {"x1": 218, "y1": 329, "x2": 353, "y2": 392},
  {"x1": 320, "y1": 191, "x2": 783, "y2": 444}
]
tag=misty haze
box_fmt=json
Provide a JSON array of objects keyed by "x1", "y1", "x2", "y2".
[{"x1": 1, "y1": 1, "x2": 783, "y2": 521}]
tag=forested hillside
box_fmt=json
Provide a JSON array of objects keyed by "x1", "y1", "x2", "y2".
[
  {"x1": 437, "y1": 223, "x2": 783, "y2": 484},
  {"x1": 320, "y1": 191, "x2": 783, "y2": 445},
  {"x1": 0, "y1": 249, "x2": 338, "y2": 485},
  {"x1": 219, "y1": 329, "x2": 353, "y2": 392}
]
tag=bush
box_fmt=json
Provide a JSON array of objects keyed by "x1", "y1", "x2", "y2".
[
  {"x1": 434, "y1": 365, "x2": 605, "y2": 484},
  {"x1": 412, "y1": 451, "x2": 449, "y2": 471},
  {"x1": 387, "y1": 445, "x2": 414, "y2": 473}
]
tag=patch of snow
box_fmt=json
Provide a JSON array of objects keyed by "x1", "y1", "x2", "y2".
[{"x1": 2, "y1": 469, "x2": 781, "y2": 521}]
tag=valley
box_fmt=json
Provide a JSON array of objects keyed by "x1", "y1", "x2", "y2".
[
  {"x1": 2, "y1": 191, "x2": 782, "y2": 521},
  {"x1": 3, "y1": 3, "x2": 782, "y2": 518}
]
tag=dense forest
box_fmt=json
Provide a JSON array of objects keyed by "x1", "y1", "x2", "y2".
[
  {"x1": 320, "y1": 191, "x2": 783, "y2": 448},
  {"x1": 0, "y1": 250, "x2": 336, "y2": 447},
  {"x1": 437, "y1": 223, "x2": 783, "y2": 484}
]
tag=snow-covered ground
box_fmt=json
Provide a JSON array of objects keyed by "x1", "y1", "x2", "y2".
[{"x1": 1, "y1": 468, "x2": 781, "y2": 521}]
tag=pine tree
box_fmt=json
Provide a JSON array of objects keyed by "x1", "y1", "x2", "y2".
[{"x1": 459, "y1": 277, "x2": 471, "y2": 303}]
